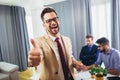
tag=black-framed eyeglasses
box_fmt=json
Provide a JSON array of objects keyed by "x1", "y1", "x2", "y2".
[{"x1": 44, "y1": 17, "x2": 59, "y2": 23}]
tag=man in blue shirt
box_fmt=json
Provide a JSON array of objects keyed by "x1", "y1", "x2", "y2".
[
  {"x1": 83, "y1": 37, "x2": 120, "y2": 75},
  {"x1": 79, "y1": 34, "x2": 99, "y2": 66}
]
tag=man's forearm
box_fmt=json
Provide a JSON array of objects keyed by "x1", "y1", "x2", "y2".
[{"x1": 107, "y1": 69, "x2": 120, "y2": 75}]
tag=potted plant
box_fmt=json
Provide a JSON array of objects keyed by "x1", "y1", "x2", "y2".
[
  {"x1": 89, "y1": 65, "x2": 107, "y2": 80},
  {"x1": 89, "y1": 65, "x2": 96, "y2": 78}
]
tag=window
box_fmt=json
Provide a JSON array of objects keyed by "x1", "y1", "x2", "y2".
[
  {"x1": 91, "y1": 0, "x2": 111, "y2": 45},
  {"x1": 26, "y1": 11, "x2": 33, "y2": 49}
]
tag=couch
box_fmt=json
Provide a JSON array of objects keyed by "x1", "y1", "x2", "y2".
[{"x1": 0, "y1": 62, "x2": 19, "y2": 80}]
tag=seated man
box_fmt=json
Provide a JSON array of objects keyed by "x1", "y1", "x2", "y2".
[
  {"x1": 82, "y1": 37, "x2": 120, "y2": 75},
  {"x1": 79, "y1": 34, "x2": 99, "y2": 66}
]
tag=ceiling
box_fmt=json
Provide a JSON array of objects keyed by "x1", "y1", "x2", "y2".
[
  {"x1": 0, "y1": 0, "x2": 65, "y2": 9},
  {"x1": 0, "y1": 0, "x2": 110, "y2": 10},
  {"x1": 92, "y1": 0, "x2": 110, "y2": 5}
]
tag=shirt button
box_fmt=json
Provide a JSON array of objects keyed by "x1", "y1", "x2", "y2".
[{"x1": 55, "y1": 71, "x2": 58, "y2": 75}]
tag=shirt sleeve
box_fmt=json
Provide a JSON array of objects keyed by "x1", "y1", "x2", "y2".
[
  {"x1": 113, "y1": 51, "x2": 120, "y2": 71},
  {"x1": 95, "y1": 52, "x2": 102, "y2": 66}
]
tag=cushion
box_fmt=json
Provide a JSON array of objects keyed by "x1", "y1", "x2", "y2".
[{"x1": 0, "y1": 62, "x2": 18, "y2": 73}]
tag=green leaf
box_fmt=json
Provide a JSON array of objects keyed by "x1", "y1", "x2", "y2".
[
  {"x1": 103, "y1": 69, "x2": 107, "y2": 76},
  {"x1": 89, "y1": 65, "x2": 107, "y2": 76}
]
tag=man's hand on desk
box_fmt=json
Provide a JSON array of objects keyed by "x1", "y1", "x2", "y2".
[
  {"x1": 81, "y1": 66, "x2": 91, "y2": 71},
  {"x1": 74, "y1": 61, "x2": 84, "y2": 71}
]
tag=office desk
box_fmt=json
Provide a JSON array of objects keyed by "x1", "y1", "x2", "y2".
[
  {"x1": 76, "y1": 71, "x2": 94, "y2": 80},
  {"x1": 75, "y1": 70, "x2": 119, "y2": 80}
]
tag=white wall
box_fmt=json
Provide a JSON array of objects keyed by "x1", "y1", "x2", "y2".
[
  {"x1": 25, "y1": 7, "x2": 46, "y2": 48},
  {"x1": 31, "y1": 8, "x2": 46, "y2": 38},
  {"x1": 25, "y1": 0, "x2": 66, "y2": 38}
]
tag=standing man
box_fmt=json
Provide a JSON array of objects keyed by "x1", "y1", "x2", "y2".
[
  {"x1": 28, "y1": 7, "x2": 83, "y2": 80},
  {"x1": 83, "y1": 37, "x2": 120, "y2": 75},
  {"x1": 79, "y1": 34, "x2": 99, "y2": 66}
]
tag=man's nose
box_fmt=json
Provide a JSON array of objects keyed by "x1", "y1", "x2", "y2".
[{"x1": 51, "y1": 21, "x2": 57, "y2": 26}]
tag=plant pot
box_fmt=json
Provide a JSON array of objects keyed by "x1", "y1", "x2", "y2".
[
  {"x1": 95, "y1": 74, "x2": 104, "y2": 80},
  {"x1": 90, "y1": 74, "x2": 95, "y2": 79}
]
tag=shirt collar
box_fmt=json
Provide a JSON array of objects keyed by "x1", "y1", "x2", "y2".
[
  {"x1": 108, "y1": 49, "x2": 112, "y2": 54},
  {"x1": 106, "y1": 48, "x2": 112, "y2": 55},
  {"x1": 48, "y1": 33, "x2": 61, "y2": 41},
  {"x1": 88, "y1": 44, "x2": 93, "y2": 47}
]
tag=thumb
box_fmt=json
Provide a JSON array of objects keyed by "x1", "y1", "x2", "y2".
[{"x1": 30, "y1": 38, "x2": 37, "y2": 48}]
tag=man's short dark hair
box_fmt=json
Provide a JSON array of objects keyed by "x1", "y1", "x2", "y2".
[
  {"x1": 86, "y1": 34, "x2": 93, "y2": 40},
  {"x1": 96, "y1": 37, "x2": 109, "y2": 45},
  {"x1": 41, "y1": 7, "x2": 57, "y2": 21}
]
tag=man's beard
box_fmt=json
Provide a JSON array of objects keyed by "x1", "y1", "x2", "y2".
[{"x1": 100, "y1": 49, "x2": 106, "y2": 53}]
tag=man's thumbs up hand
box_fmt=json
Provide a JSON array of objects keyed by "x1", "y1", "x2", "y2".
[
  {"x1": 31, "y1": 38, "x2": 37, "y2": 48},
  {"x1": 28, "y1": 38, "x2": 41, "y2": 67}
]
